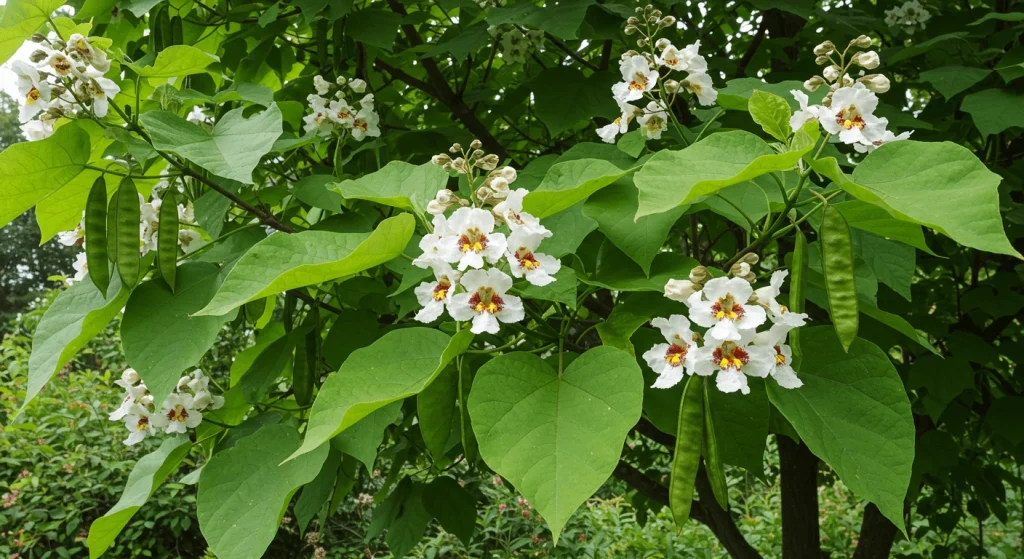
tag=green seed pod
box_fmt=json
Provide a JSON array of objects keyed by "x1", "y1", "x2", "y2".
[
  {"x1": 788, "y1": 227, "x2": 807, "y2": 363},
  {"x1": 84, "y1": 176, "x2": 109, "y2": 294},
  {"x1": 157, "y1": 191, "x2": 180, "y2": 291},
  {"x1": 670, "y1": 375, "x2": 705, "y2": 524},
  {"x1": 821, "y1": 205, "x2": 858, "y2": 351},
  {"x1": 702, "y1": 383, "x2": 729, "y2": 510},
  {"x1": 115, "y1": 177, "x2": 141, "y2": 289}
]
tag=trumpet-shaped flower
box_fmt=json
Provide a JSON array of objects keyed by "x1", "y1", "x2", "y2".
[
  {"x1": 448, "y1": 268, "x2": 524, "y2": 334},
  {"x1": 683, "y1": 72, "x2": 717, "y2": 106},
  {"x1": 820, "y1": 83, "x2": 888, "y2": 145},
  {"x1": 351, "y1": 107, "x2": 380, "y2": 140},
  {"x1": 493, "y1": 189, "x2": 549, "y2": 236},
  {"x1": 414, "y1": 263, "x2": 461, "y2": 323},
  {"x1": 612, "y1": 55, "x2": 659, "y2": 102},
  {"x1": 637, "y1": 101, "x2": 668, "y2": 140},
  {"x1": 506, "y1": 229, "x2": 560, "y2": 286},
  {"x1": 123, "y1": 404, "x2": 156, "y2": 446},
  {"x1": 689, "y1": 277, "x2": 767, "y2": 341},
  {"x1": 754, "y1": 324, "x2": 803, "y2": 389},
  {"x1": 439, "y1": 208, "x2": 508, "y2": 270},
  {"x1": 692, "y1": 333, "x2": 776, "y2": 395},
  {"x1": 413, "y1": 214, "x2": 454, "y2": 269},
  {"x1": 150, "y1": 393, "x2": 202, "y2": 434},
  {"x1": 12, "y1": 60, "x2": 51, "y2": 121},
  {"x1": 642, "y1": 315, "x2": 698, "y2": 388},
  {"x1": 789, "y1": 90, "x2": 823, "y2": 132}
]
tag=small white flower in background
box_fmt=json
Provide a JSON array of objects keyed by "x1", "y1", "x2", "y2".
[
  {"x1": 413, "y1": 214, "x2": 454, "y2": 269},
  {"x1": 58, "y1": 213, "x2": 85, "y2": 247},
  {"x1": 439, "y1": 207, "x2": 508, "y2": 271},
  {"x1": 178, "y1": 202, "x2": 195, "y2": 223},
  {"x1": 754, "y1": 324, "x2": 803, "y2": 389},
  {"x1": 71, "y1": 252, "x2": 89, "y2": 282},
  {"x1": 22, "y1": 119, "x2": 53, "y2": 141},
  {"x1": 637, "y1": 101, "x2": 668, "y2": 140},
  {"x1": 348, "y1": 78, "x2": 367, "y2": 93},
  {"x1": 448, "y1": 268, "x2": 524, "y2": 334},
  {"x1": 642, "y1": 315, "x2": 698, "y2": 388},
  {"x1": 819, "y1": 83, "x2": 888, "y2": 145},
  {"x1": 689, "y1": 277, "x2": 767, "y2": 342},
  {"x1": 186, "y1": 106, "x2": 208, "y2": 124},
  {"x1": 328, "y1": 98, "x2": 355, "y2": 127},
  {"x1": 115, "y1": 368, "x2": 141, "y2": 390},
  {"x1": 178, "y1": 229, "x2": 207, "y2": 254},
  {"x1": 597, "y1": 99, "x2": 640, "y2": 143},
  {"x1": 789, "y1": 90, "x2": 823, "y2": 132},
  {"x1": 84, "y1": 71, "x2": 121, "y2": 117},
  {"x1": 884, "y1": 0, "x2": 931, "y2": 34},
  {"x1": 683, "y1": 72, "x2": 718, "y2": 106},
  {"x1": 612, "y1": 55, "x2": 659, "y2": 102},
  {"x1": 351, "y1": 108, "x2": 381, "y2": 140},
  {"x1": 109, "y1": 383, "x2": 148, "y2": 421},
  {"x1": 123, "y1": 404, "x2": 156, "y2": 446},
  {"x1": 358, "y1": 93, "x2": 375, "y2": 110},
  {"x1": 656, "y1": 43, "x2": 689, "y2": 71},
  {"x1": 150, "y1": 393, "x2": 202, "y2": 434},
  {"x1": 692, "y1": 333, "x2": 776, "y2": 395},
  {"x1": 506, "y1": 229, "x2": 561, "y2": 286},
  {"x1": 414, "y1": 263, "x2": 461, "y2": 323},
  {"x1": 313, "y1": 74, "x2": 332, "y2": 95},
  {"x1": 854, "y1": 129, "x2": 913, "y2": 154},
  {"x1": 303, "y1": 95, "x2": 334, "y2": 137}
]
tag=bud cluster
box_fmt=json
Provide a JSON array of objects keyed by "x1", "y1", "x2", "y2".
[
  {"x1": 625, "y1": 4, "x2": 677, "y2": 37},
  {"x1": 805, "y1": 35, "x2": 889, "y2": 98}
]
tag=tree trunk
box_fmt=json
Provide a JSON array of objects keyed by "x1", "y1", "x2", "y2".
[
  {"x1": 853, "y1": 504, "x2": 898, "y2": 559},
  {"x1": 778, "y1": 435, "x2": 821, "y2": 559}
]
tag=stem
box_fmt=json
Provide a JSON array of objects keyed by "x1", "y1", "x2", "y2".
[{"x1": 694, "y1": 109, "x2": 725, "y2": 143}]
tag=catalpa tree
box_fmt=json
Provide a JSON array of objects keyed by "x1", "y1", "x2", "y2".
[{"x1": 2, "y1": 0, "x2": 1022, "y2": 557}]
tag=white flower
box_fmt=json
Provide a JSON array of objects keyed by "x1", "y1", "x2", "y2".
[
  {"x1": 303, "y1": 95, "x2": 333, "y2": 137},
  {"x1": 177, "y1": 202, "x2": 195, "y2": 223},
  {"x1": 413, "y1": 214, "x2": 454, "y2": 268},
  {"x1": 789, "y1": 90, "x2": 823, "y2": 132},
  {"x1": 680, "y1": 42, "x2": 708, "y2": 73},
  {"x1": 692, "y1": 333, "x2": 776, "y2": 395},
  {"x1": 493, "y1": 189, "x2": 549, "y2": 236},
  {"x1": 12, "y1": 60, "x2": 51, "y2": 121},
  {"x1": 819, "y1": 83, "x2": 888, "y2": 145},
  {"x1": 499, "y1": 166, "x2": 517, "y2": 183},
  {"x1": 753, "y1": 324, "x2": 803, "y2": 389},
  {"x1": 123, "y1": 404, "x2": 156, "y2": 446},
  {"x1": 178, "y1": 229, "x2": 207, "y2": 254},
  {"x1": 637, "y1": 101, "x2": 668, "y2": 140},
  {"x1": 683, "y1": 72, "x2": 717, "y2": 106},
  {"x1": 689, "y1": 277, "x2": 767, "y2": 341},
  {"x1": 414, "y1": 263, "x2": 460, "y2": 323},
  {"x1": 83, "y1": 70, "x2": 120, "y2": 118},
  {"x1": 439, "y1": 208, "x2": 508, "y2": 270},
  {"x1": 109, "y1": 383, "x2": 148, "y2": 421},
  {"x1": 186, "y1": 370, "x2": 210, "y2": 393},
  {"x1": 854, "y1": 129, "x2": 913, "y2": 154},
  {"x1": 506, "y1": 229, "x2": 560, "y2": 286},
  {"x1": 612, "y1": 55, "x2": 659, "y2": 102},
  {"x1": 823, "y1": 65, "x2": 841, "y2": 82},
  {"x1": 351, "y1": 108, "x2": 380, "y2": 140},
  {"x1": 664, "y1": 279, "x2": 698, "y2": 303},
  {"x1": 327, "y1": 99, "x2": 355, "y2": 127},
  {"x1": 58, "y1": 214, "x2": 85, "y2": 247},
  {"x1": 43, "y1": 50, "x2": 76, "y2": 77},
  {"x1": 22, "y1": 120, "x2": 53, "y2": 141},
  {"x1": 186, "y1": 106, "x2": 207, "y2": 123},
  {"x1": 358, "y1": 93, "x2": 375, "y2": 110},
  {"x1": 348, "y1": 78, "x2": 367, "y2": 93},
  {"x1": 752, "y1": 270, "x2": 809, "y2": 327},
  {"x1": 656, "y1": 43, "x2": 688, "y2": 71},
  {"x1": 115, "y1": 368, "x2": 141, "y2": 390},
  {"x1": 72, "y1": 252, "x2": 89, "y2": 282},
  {"x1": 150, "y1": 393, "x2": 202, "y2": 434},
  {"x1": 67, "y1": 34, "x2": 110, "y2": 72},
  {"x1": 643, "y1": 315, "x2": 698, "y2": 389},
  {"x1": 448, "y1": 268, "x2": 524, "y2": 334},
  {"x1": 597, "y1": 99, "x2": 640, "y2": 143},
  {"x1": 313, "y1": 75, "x2": 332, "y2": 95}
]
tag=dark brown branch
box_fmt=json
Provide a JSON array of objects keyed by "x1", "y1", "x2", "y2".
[
  {"x1": 544, "y1": 32, "x2": 600, "y2": 71},
  {"x1": 180, "y1": 166, "x2": 295, "y2": 233},
  {"x1": 599, "y1": 40, "x2": 613, "y2": 71},
  {"x1": 372, "y1": 59, "x2": 438, "y2": 97},
  {"x1": 852, "y1": 504, "x2": 898, "y2": 559},
  {"x1": 287, "y1": 289, "x2": 343, "y2": 315},
  {"x1": 778, "y1": 435, "x2": 821, "y2": 559}
]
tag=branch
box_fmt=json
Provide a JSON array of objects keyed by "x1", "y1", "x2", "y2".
[
  {"x1": 777, "y1": 435, "x2": 821, "y2": 559},
  {"x1": 544, "y1": 32, "x2": 600, "y2": 71},
  {"x1": 287, "y1": 289, "x2": 343, "y2": 315},
  {"x1": 852, "y1": 504, "x2": 898, "y2": 559},
  {"x1": 179, "y1": 167, "x2": 295, "y2": 233}
]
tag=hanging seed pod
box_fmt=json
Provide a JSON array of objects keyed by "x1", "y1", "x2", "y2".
[
  {"x1": 84, "y1": 176, "x2": 109, "y2": 294},
  {"x1": 115, "y1": 177, "x2": 141, "y2": 288},
  {"x1": 157, "y1": 191, "x2": 180, "y2": 291}
]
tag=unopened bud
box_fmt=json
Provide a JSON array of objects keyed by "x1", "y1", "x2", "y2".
[
  {"x1": 470, "y1": 139, "x2": 483, "y2": 149},
  {"x1": 814, "y1": 55, "x2": 830, "y2": 66},
  {"x1": 813, "y1": 41, "x2": 835, "y2": 56},
  {"x1": 499, "y1": 165, "x2": 517, "y2": 182},
  {"x1": 852, "y1": 50, "x2": 880, "y2": 70},
  {"x1": 858, "y1": 74, "x2": 890, "y2": 93},
  {"x1": 740, "y1": 253, "x2": 760, "y2": 265},
  {"x1": 840, "y1": 73, "x2": 854, "y2": 87},
  {"x1": 627, "y1": 16, "x2": 639, "y2": 24},
  {"x1": 637, "y1": 38, "x2": 649, "y2": 48},
  {"x1": 851, "y1": 34, "x2": 873, "y2": 48},
  {"x1": 434, "y1": 189, "x2": 454, "y2": 204},
  {"x1": 663, "y1": 79, "x2": 680, "y2": 93},
  {"x1": 823, "y1": 65, "x2": 840, "y2": 82},
  {"x1": 30, "y1": 33, "x2": 46, "y2": 43},
  {"x1": 475, "y1": 186, "x2": 494, "y2": 202},
  {"x1": 431, "y1": 154, "x2": 452, "y2": 166},
  {"x1": 655, "y1": 38, "x2": 671, "y2": 49},
  {"x1": 451, "y1": 157, "x2": 467, "y2": 172},
  {"x1": 489, "y1": 176, "x2": 510, "y2": 195},
  {"x1": 51, "y1": 39, "x2": 65, "y2": 50},
  {"x1": 30, "y1": 49, "x2": 48, "y2": 63},
  {"x1": 426, "y1": 200, "x2": 448, "y2": 216},
  {"x1": 804, "y1": 76, "x2": 825, "y2": 92},
  {"x1": 450, "y1": 142, "x2": 462, "y2": 153},
  {"x1": 624, "y1": 25, "x2": 637, "y2": 35},
  {"x1": 650, "y1": 9, "x2": 662, "y2": 18},
  {"x1": 689, "y1": 266, "x2": 709, "y2": 284},
  {"x1": 730, "y1": 262, "x2": 752, "y2": 277},
  {"x1": 634, "y1": 6, "x2": 643, "y2": 13},
  {"x1": 664, "y1": 279, "x2": 697, "y2": 302},
  {"x1": 476, "y1": 154, "x2": 499, "y2": 170},
  {"x1": 471, "y1": 149, "x2": 485, "y2": 160},
  {"x1": 660, "y1": 16, "x2": 676, "y2": 27}
]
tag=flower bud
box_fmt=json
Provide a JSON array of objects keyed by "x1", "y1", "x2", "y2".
[
  {"x1": 823, "y1": 65, "x2": 840, "y2": 82},
  {"x1": 858, "y1": 74, "x2": 890, "y2": 93},
  {"x1": 655, "y1": 38, "x2": 671, "y2": 49},
  {"x1": 30, "y1": 49, "x2": 48, "y2": 63},
  {"x1": 624, "y1": 25, "x2": 637, "y2": 35},
  {"x1": 852, "y1": 50, "x2": 880, "y2": 70},
  {"x1": 660, "y1": 16, "x2": 676, "y2": 27},
  {"x1": 813, "y1": 41, "x2": 835, "y2": 56},
  {"x1": 664, "y1": 279, "x2": 697, "y2": 302},
  {"x1": 431, "y1": 154, "x2": 452, "y2": 167},
  {"x1": 30, "y1": 33, "x2": 46, "y2": 43},
  {"x1": 637, "y1": 38, "x2": 649, "y2": 48},
  {"x1": 435, "y1": 189, "x2": 454, "y2": 204},
  {"x1": 840, "y1": 73, "x2": 854, "y2": 87},
  {"x1": 689, "y1": 266, "x2": 709, "y2": 284},
  {"x1": 470, "y1": 139, "x2": 483, "y2": 149},
  {"x1": 500, "y1": 165, "x2": 517, "y2": 182},
  {"x1": 451, "y1": 157, "x2": 467, "y2": 172},
  {"x1": 450, "y1": 142, "x2": 462, "y2": 153},
  {"x1": 475, "y1": 186, "x2": 494, "y2": 202},
  {"x1": 803, "y1": 76, "x2": 825, "y2": 92},
  {"x1": 647, "y1": 15, "x2": 659, "y2": 23},
  {"x1": 814, "y1": 55, "x2": 830, "y2": 66},
  {"x1": 476, "y1": 153, "x2": 499, "y2": 170},
  {"x1": 627, "y1": 16, "x2": 639, "y2": 24},
  {"x1": 635, "y1": 6, "x2": 643, "y2": 13},
  {"x1": 51, "y1": 39, "x2": 65, "y2": 50},
  {"x1": 851, "y1": 34, "x2": 873, "y2": 48},
  {"x1": 663, "y1": 79, "x2": 680, "y2": 93},
  {"x1": 471, "y1": 148, "x2": 485, "y2": 160},
  {"x1": 348, "y1": 78, "x2": 367, "y2": 93},
  {"x1": 426, "y1": 200, "x2": 448, "y2": 215},
  {"x1": 730, "y1": 261, "x2": 751, "y2": 277},
  {"x1": 740, "y1": 252, "x2": 760, "y2": 265},
  {"x1": 489, "y1": 176, "x2": 510, "y2": 194},
  {"x1": 650, "y1": 9, "x2": 662, "y2": 18}
]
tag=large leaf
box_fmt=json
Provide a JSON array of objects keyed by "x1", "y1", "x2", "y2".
[
  {"x1": 0, "y1": 0, "x2": 64, "y2": 65},
  {"x1": 141, "y1": 104, "x2": 283, "y2": 184},
  {"x1": 531, "y1": 66, "x2": 617, "y2": 136},
  {"x1": 330, "y1": 401, "x2": 402, "y2": 472},
  {"x1": 289, "y1": 328, "x2": 473, "y2": 461},
  {"x1": 133, "y1": 45, "x2": 217, "y2": 84},
  {"x1": 583, "y1": 180, "x2": 685, "y2": 274},
  {"x1": 0, "y1": 120, "x2": 112, "y2": 241},
  {"x1": 716, "y1": 78, "x2": 826, "y2": 111},
  {"x1": 577, "y1": 240, "x2": 699, "y2": 292},
  {"x1": 539, "y1": 202, "x2": 598, "y2": 258},
  {"x1": 833, "y1": 200, "x2": 934, "y2": 255},
  {"x1": 842, "y1": 141, "x2": 1018, "y2": 257},
  {"x1": 86, "y1": 436, "x2": 191, "y2": 559},
  {"x1": 486, "y1": 0, "x2": 594, "y2": 40},
  {"x1": 334, "y1": 161, "x2": 448, "y2": 215},
  {"x1": 122, "y1": 262, "x2": 237, "y2": 405},
  {"x1": 523, "y1": 159, "x2": 638, "y2": 219},
  {"x1": 195, "y1": 214, "x2": 414, "y2": 316},
  {"x1": 417, "y1": 366, "x2": 461, "y2": 460},
  {"x1": 423, "y1": 476, "x2": 477, "y2": 546},
  {"x1": 467, "y1": 347, "x2": 642, "y2": 543},
  {"x1": 961, "y1": 89, "x2": 1024, "y2": 136},
  {"x1": 634, "y1": 130, "x2": 814, "y2": 219},
  {"x1": 198, "y1": 425, "x2": 329, "y2": 559},
  {"x1": 919, "y1": 65, "x2": 991, "y2": 99},
  {"x1": 767, "y1": 327, "x2": 915, "y2": 532},
  {"x1": 22, "y1": 273, "x2": 129, "y2": 411}
]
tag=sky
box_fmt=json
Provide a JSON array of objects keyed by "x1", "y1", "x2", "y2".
[{"x1": 0, "y1": 0, "x2": 34, "y2": 101}]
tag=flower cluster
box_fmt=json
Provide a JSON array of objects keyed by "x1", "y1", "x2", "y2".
[
  {"x1": 303, "y1": 75, "x2": 380, "y2": 141},
  {"x1": 644, "y1": 258, "x2": 808, "y2": 395},
  {"x1": 10, "y1": 33, "x2": 120, "y2": 141},
  {"x1": 599, "y1": 5, "x2": 717, "y2": 144},
  {"x1": 884, "y1": 1, "x2": 931, "y2": 35},
  {"x1": 412, "y1": 141, "x2": 560, "y2": 334},
  {"x1": 487, "y1": 25, "x2": 545, "y2": 64},
  {"x1": 108, "y1": 368, "x2": 223, "y2": 446},
  {"x1": 58, "y1": 181, "x2": 205, "y2": 283},
  {"x1": 794, "y1": 36, "x2": 911, "y2": 154}
]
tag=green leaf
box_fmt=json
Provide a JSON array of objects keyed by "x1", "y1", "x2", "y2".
[
  {"x1": 87, "y1": 436, "x2": 191, "y2": 559},
  {"x1": 919, "y1": 65, "x2": 991, "y2": 99},
  {"x1": 840, "y1": 141, "x2": 1019, "y2": 257},
  {"x1": 584, "y1": 180, "x2": 685, "y2": 274},
  {"x1": 670, "y1": 375, "x2": 704, "y2": 524},
  {"x1": 468, "y1": 347, "x2": 642, "y2": 543},
  {"x1": 346, "y1": 8, "x2": 402, "y2": 51},
  {"x1": 0, "y1": 120, "x2": 111, "y2": 242},
  {"x1": 716, "y1": 78, "x2": 825, "y2": 112},
  {"x1": 322, "y1": 309, "x2": 383, "y2": 370},
  {"x1": 821, "y1": 205, "x2": 859, "y2": 351},
  {"x1": 334, "y1": 161, "x2": 449, "y2": 215},
  {"x1": 512, "y1": 267, "x2": 578, "y2": 310},
  {"x1": 617, "y1": 128, "x2": 646, "y2": 158},
  {"x1": 577, "y1": 240, "x2": 699, "y2": 292},
  {"x1": 960, "y1": 88, "x2": 1024, "y2": 136},
  {"x1": 539, "y1": 203, "x2": 598, "y2": 258},
  {"x1": 855, "y1": 232, "x2": 914, "y2": 302},
  {"x1": 0, "y1": 0, "x2": 64, "y2": 65},
  {"x1": 748, "y1": 90, "x2": 793, "y2": 142},
  {"x1": 141, "y1": 103, "x2": 283, "y2": 184},
  {"x1": 532, "y1": 66, "x2": 617, "y2": 136},
  {"x1": 417, "y1": 366, "x2": 460, "y2": 460},
  {"x1": 634, "y1": 130, "x2": 815, "y2": 219},
  {"x1": 195, "y1": 214, "x2": 415, "y2": 316},
  {"x1": 599, "y1": 292, "x2": 687, "y2": 357},
  {"x1": 122, "y1": 262, "x2": 237, "y2": 406},
  {"x1": 832, "y1": 200, "x2": 935, "y2": 255},
  {"x1": 293, "y1": 174, "x2": 343, "y2": 212},
  {"x1": 330, "y1": 401, "x2": 401, "y2": 472},
  {"x1": 198, "y1": 425, "x2": 329, "y2": 559},
  {"x1": 290, "y1": 328, "x2": 472, "y2": 461},
  {"x1": 423, "y1": 476, "x2": 477, "y2": 546},
  {"x1": 523, "y1": 159, "x2": 638, "y2": 219},
  {"x1": 768, "y1": 327, "x2": 915, "y2": 533},
  {"x1": 968, "y1": 11, "x2": 1024, "y2": 25},
  {"x1": 707, "y1": 377, "x2": 770, "y2": 479},
  {"x1": 372, "y1": 480, "x2": 432, "y2": 557},
  {"x1": 22, "y1": 274, "x2": 129, "y2": 411},
  {"x1": 486, "y1": 0, "x2": 594, "y2": 40},
  {"x1": 295, "y1": 448, "x2": 343, "y2": 534},
  {"x1": 133, "y1": 45, "x2": 217, "y2": 84}
]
